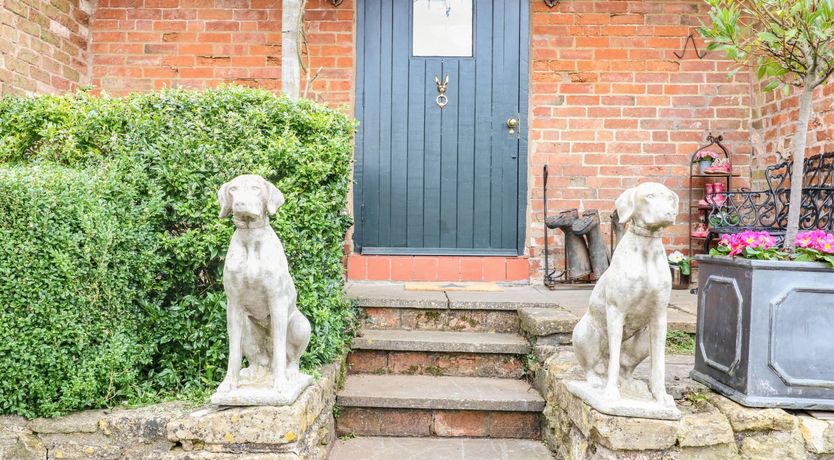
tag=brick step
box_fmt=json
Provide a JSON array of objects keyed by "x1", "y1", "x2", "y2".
[
  {"x1": 347, "y1": 329, "x2": 530, "y2": 378},
  {"x1": 330, "y1": 436, "x2": 554, "y2": 460},
  {"x1": 348, "y1": 350, "x2": 525, "y2": 378},
  {"x1": 335, "y1": 407, "x2": 540, "y2": 439},
  {"x1": 361, "y1": 306, "x2": 521, "y2": 333},
  {"x1": 336, "y1": 374, "x2": 544, "y2": 412}
]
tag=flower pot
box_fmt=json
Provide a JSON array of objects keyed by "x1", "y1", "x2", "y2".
[
  {"x1": 699, "y1": 159, "x2": 712, "y2": 174},
  {"x1": 691, "y1": 255, "x2": 834, "y2": 409},
  {"x1": 669, "y1": 265, "x2": 690, "y2": 290}
]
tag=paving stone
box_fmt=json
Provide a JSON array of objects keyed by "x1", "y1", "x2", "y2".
[
  {"x1": 347, "y1": 283, "x2": 448, "y2": 309},
  {"x1": 352, "y1": 329, "x2": 530, "y2": 354},
  {"x1": 329, "y1": 436, "x2": 554, "y2": 460},
  {"x1": 337, "y1": 374, "x2": 545, "y2": 412},
  {"x1": 518, "y1": 307, "x2": 578, "y2": 336},
  {"x1": 708, "y1": 393, "x2": 797, "y2": 432}
]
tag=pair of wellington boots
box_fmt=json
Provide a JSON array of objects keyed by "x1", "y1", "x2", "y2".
[{"x1": 545, "y1": 209, "x2": 610, "y2": 280}]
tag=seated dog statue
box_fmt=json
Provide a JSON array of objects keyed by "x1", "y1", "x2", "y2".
[
  {"x1": 568, "y1": 182, "x2": 681, "y2": 420},
  {"x1": 211, "y1": 174, "x2": 312, "y2": 406}
]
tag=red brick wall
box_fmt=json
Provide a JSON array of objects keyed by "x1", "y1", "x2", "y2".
[
  {"x1": 0, "y1": 0, "x2": 92, "y2": 94},
  {"x1": 89, "y1": 0, "x2": 354, "y2": 108},
  {"x1": 526, "y1": 0, "x2": 753, "y2": 278},
  {"x1": 750, "y1": 80, "x2": 834, "y2": 172}
]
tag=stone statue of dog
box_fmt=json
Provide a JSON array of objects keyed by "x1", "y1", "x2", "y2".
[
  {"x1": 571, "y1": 182, "x2": 679, "y2": 416},
  {"x1": 212, "y1": 174, "x2": 312, "y2": 405}
]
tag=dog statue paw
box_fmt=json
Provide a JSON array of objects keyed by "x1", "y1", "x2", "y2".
[
  {"x1": 564, "y1": 183, "x2": 682, "y2": 421},
  {"x1": 209, "y1": 175, "x2": 314, "y2": 407}
]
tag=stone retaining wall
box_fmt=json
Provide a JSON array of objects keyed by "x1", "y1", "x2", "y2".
[
  {"x1": 0, "y1": 360, "x2": 344, "y2": 460},
  {"x1": 538, "y1": 347, "x2": 834, "y2": 459}
]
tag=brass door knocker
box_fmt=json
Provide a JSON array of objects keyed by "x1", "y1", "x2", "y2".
[{"x1": 435, "y1": 75, "x2": 449, "y2": 109}]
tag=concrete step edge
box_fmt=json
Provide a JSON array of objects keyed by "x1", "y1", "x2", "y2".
[{"x1": 352, "y1": 330, "x2": 531, "y2": 354}]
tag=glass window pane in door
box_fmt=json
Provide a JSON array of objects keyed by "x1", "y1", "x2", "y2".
[{"x1": 412, "y1": 0, "x2": 473, "y2": 57}]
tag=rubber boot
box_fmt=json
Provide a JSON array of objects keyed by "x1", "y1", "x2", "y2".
[
  {"x1": 699, "y1": 183, "x2": 715, "y2": 209},
  {"x1": 546, "y1": 209, "x2": 592, "y2": 280},
  {"x1": 610, "y1": 209, "x2": 626, "y2": 249},
  {"x1": 572, "y1": 209, "x2": 609, "y2": 278},
  {"x1": 711, "y1": 182, "x2": 727, "y2": 207}
]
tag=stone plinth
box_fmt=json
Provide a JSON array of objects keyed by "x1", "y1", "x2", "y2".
[
  {"x1": 0, "y1": 360, "x2": 343, "y2": 460},
  {"x1": 539, "y1": 346, "x2": 830, "y2": 460}
]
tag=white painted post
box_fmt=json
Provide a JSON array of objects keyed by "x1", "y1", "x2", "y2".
[{"x1": 281, "y1": 0, "x2": 304, "y2": 100}]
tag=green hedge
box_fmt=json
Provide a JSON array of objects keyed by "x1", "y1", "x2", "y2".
[{"x1": 0, "y1": 87, "x2": 356, "y2": 417}]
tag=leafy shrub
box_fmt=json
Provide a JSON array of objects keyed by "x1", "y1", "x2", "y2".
[
  {"x1": 0, "y1": 164, "x2": 165, "y2": 418},
  {"x1": 0, "y1": 87, "x2": 356, "y2": 416}
]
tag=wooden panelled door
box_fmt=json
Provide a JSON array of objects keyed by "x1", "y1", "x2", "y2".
[{"x1": 354, "y1": 0, "x2": 529, "y2": 255}]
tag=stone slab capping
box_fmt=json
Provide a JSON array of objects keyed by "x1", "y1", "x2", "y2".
[{"x1": 0, "y1": 361, "x2": 344, "y2": 459}]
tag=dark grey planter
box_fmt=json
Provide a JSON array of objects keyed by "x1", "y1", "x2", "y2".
[{"x1": 692, "y1": 255, "x2": 834, "y2": 410}]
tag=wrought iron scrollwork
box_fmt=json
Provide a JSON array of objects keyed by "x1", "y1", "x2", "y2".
[
  {"x1": 706, "y1": 151, "x2": 834, "y2": 246},
  {"x1": 329, "y1": 0, "x2": 344, "y2": 6},
  {"x1": 543, "y1": 0, "x2": 560, "y2": 7}
]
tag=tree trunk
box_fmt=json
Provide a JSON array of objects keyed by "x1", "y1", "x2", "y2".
[
  {"x1": 783, "y1": 83, "x2": 815, "y2": 248},
  {"x1": 281, "y1": 0, "x2": 304, "y2": 100}
]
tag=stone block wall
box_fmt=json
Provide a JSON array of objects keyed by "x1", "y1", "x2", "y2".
[
  {"x1": 0, "y1": 360, "x2": 343, "y2": 459},
  {"x1": 0, "y1": 0, "x2": 93, "y2": 94},
  {"x1": 539, "y1": 349, "x2": 834, "y2": 460}
]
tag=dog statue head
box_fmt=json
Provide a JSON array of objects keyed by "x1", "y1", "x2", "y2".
[
  {"x1": 615, "y1": 182, "x2": 679, "y2": 230},
  {"x1": 218, "y1": 174, "x2": 285, "y2": 227}
]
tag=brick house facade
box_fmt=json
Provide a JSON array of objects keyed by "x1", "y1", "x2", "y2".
[{"x1": 2, "y1": 0, "x2": 831, "y2": 283}]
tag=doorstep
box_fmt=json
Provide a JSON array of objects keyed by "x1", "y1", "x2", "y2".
[{"x1": 346, "y1": 254, "x2": 531, "y2": 282}]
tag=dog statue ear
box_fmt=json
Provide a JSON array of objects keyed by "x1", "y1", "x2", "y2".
[
  {"x1": 615, "y1": 187, "x2": 637, "y2": 224},
  {"x1": 265, "y1": 180, "x2": 285, "y2": 216},
  {"x1": 218, "y1": 182, "x2": 232, "y2": 218}
]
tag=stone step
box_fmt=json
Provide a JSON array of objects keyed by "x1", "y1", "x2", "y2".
[
  {"x1": 330, "y1": 436, "x2": 554, "y2": 460},
  {"x1": 348, "y1": 283, "x2": 555, "y2": 311},
  {"x1": 347, "y1": 329, "x2": 530, "y2": 378},
  {"x1": 353, "y1": 329, "x2": 530, "y2": 354},
  {"x1": 335, "y1": 375, "x2": 543, "y2": 437},
  {"x1": 361, "y1": 307, "x2": 521, "y2": 333},
  {"x1": 347, "y1": 350, "x2": 525, "y2": 378},
  {"x1": 336, "y1": 407, "x2": 541, "y2": 439},
  {"x1": 337, "y1": 374, "x2": 544, "y2": 412}
]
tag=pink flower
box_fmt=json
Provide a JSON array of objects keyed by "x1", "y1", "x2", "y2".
[
  {"x1": 718, "y1": 231, "x2": 777, "y2": 256},
  {"x1": 797, "y1": 230, "x2": 834, "y2": 254},
  {"x1": 694, "y1": 150, "x2": 720, "y2": 162}
]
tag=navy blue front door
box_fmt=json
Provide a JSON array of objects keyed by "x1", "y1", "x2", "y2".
[{"x1": 354, "y1": 0, "x2": 529, "y2": 255}]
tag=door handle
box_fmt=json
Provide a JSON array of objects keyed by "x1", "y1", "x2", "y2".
[{"x1": 507, "y1": 117, "x2": 519, "y2": 135}]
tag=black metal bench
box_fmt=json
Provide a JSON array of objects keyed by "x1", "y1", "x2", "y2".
[{"x1": 705, "y1": 151, "x2": 834, "y2": 248}]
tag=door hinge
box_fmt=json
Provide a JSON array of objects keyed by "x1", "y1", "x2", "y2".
[{"x1": 360, "y1": 204, "x2": 365, "y2": 224}]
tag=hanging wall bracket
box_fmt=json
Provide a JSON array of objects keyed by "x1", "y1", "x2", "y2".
[
  {"x1": 543, "y1": 0, "x2": 560, "y2": 7},
  {"x1": 675, "y1": 33, "x2": 707, "y2": 60}
]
